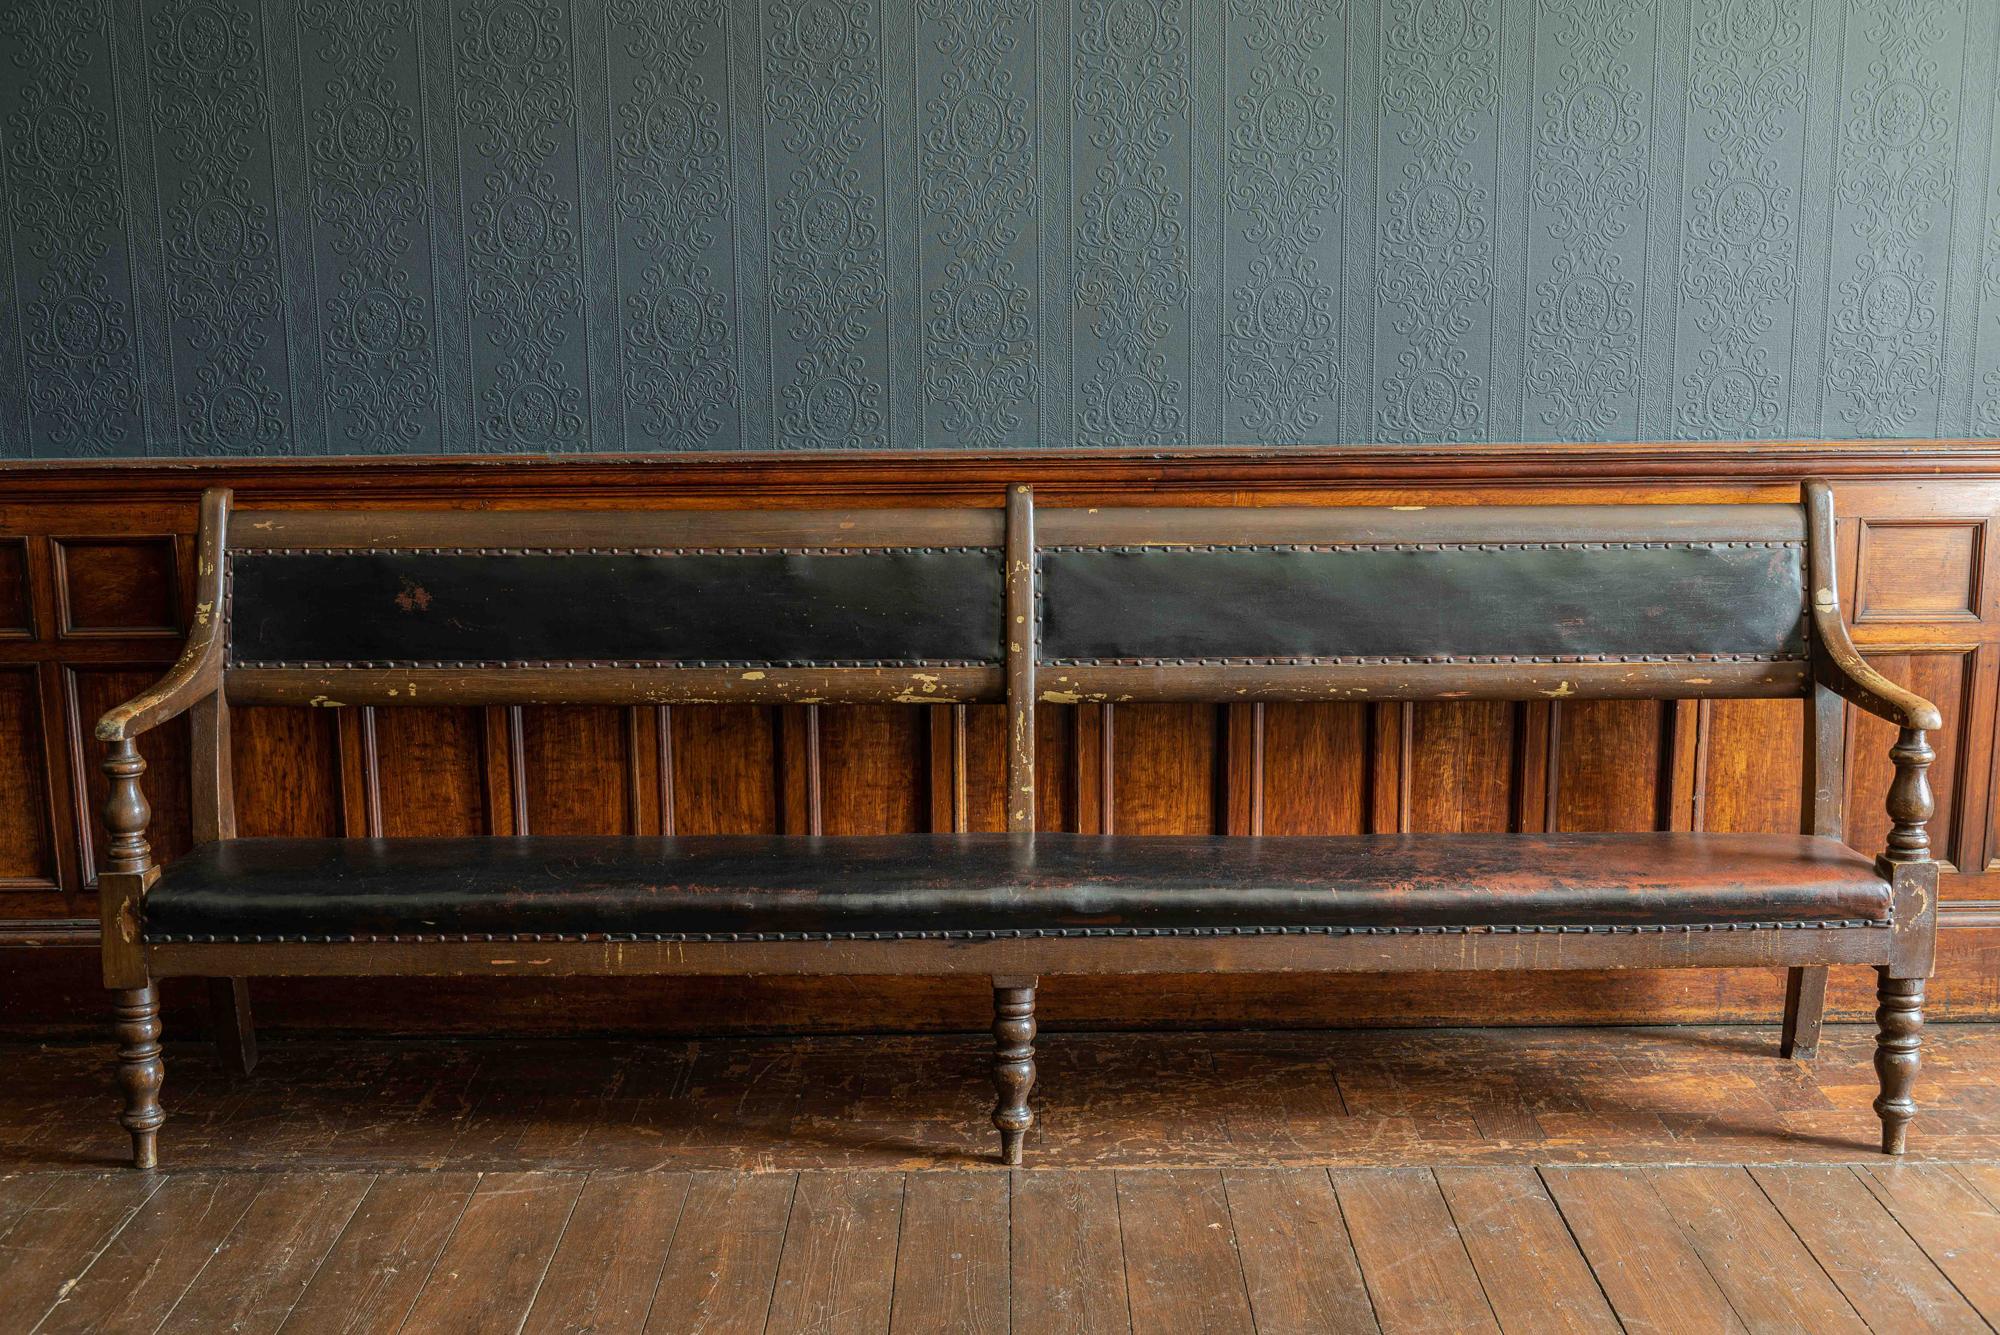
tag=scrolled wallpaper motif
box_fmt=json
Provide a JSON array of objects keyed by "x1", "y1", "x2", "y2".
[
  {"x1": 1374, "y1": 0, "x2": 1498, "y2": 443},
  {"x1": 2, "y1": 0, "x2": 2000, "y2": 458},
  {"x1": 1677, "y1": 0, "x2": 1806, "y2": 440},
  {"x1": 152, "y1": 0, "x2": 289, "y2": 453},
  {"x1": 2, "y1": 1, "x2": 141, "y2": 453}
]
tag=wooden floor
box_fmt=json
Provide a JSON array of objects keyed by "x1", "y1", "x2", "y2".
[{"x1": 4, "y1": 1025, "x2": 2000, "y2": 1331}]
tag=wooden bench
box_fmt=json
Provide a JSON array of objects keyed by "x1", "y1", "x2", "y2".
[{"x1": 96, "y1": 482, "x2": 1941, "y2": 1168}]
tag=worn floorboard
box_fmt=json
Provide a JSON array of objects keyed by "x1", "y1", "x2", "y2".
[{"x1": 1, "y1": 1025, "x2": 1996, "y2": 1334}]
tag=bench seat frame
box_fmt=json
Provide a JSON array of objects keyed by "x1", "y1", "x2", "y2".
[{"x1": 95, "y1": 482, "x2": 1941, "y2": 1169}]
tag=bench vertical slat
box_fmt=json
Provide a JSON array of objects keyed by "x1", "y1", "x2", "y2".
[{"x1": 1006, "y1": 485, "x2": 1036, "y2": 835}]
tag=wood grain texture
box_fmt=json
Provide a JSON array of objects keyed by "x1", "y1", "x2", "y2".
[
  {"x1": 520, "y1": 1171, "x2": 688, "y2": 1335},
  {"x1": 1333, "y1": 1167, "x2": 1499, "y2": 1334},
  {"x1": 1751, "y1": 1165, "x2": 1986, "y2": 1331},
  {"x1": 1434, "y1": 1167, "x2": 1618, "y2": 1333},
  {"x1": 1857, "y1": 1164, "x2": 2000, "y2": 1322},
  {"x1": 153, "y1": 1173, "x2": 370, "y2": 1335},
  {"x1": 889, "y1": 1172, "x2": 1010, "y2": 1333},
  {"x1": 1646, "y1": 1166, "x2": 1867, "y2": 1333},
  {"x1": 1223, "y1": 1168, "x2": 1376, "y2": 1334},
  {"x1": 1117, "y1": 1170, "x2": 1256, "y2": 1334},
  {"x1": 0, "y1": 1173, "x2": 161, "y2": 1332},
  {"x1": 643, "y1": 1172, "x2": 794, "y2": 1334},
  {"x1": 765, "y1": 1171, "x2": 903, "y2": 1335},
  {"x1": 1009, "y1": 1170, "x2": 1132, "y2": 1335},
  {"x1": 280, "y1": 1171, "x2": 480, "y2": 1334},
  {"x1": 1540, "y1": 1167, "x2": 1746, "y2": 1333},
  {"x1": 32, "y1": 1172, "x2": 261, "y2": 1334},
  {"x1": 394, "y1": 1171, "x2": 581, "y2": 1332}
]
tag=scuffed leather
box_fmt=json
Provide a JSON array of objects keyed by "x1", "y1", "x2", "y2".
[{"x1": 143, "y1": 832, "x2": 1891, "y2": 940}]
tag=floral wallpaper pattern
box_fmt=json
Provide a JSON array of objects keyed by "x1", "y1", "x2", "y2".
[{"x1": 1, "y1": 0, "x2": 1998, "y2": 456}]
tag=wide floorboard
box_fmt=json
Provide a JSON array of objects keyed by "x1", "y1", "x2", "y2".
[{"x1": 3, "y1": 1025, "x2": 1998, "y2": 1331}]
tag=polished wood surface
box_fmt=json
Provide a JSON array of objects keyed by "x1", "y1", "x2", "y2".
[
  {"x1": 3, "y1": 445, "x2": 1997, "y2": 1030},
  {"x1": 4, "y1": 1025, "x2": 2000, "y2": 1331}
]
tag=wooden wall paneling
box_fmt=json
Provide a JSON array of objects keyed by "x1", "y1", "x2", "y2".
[
  {"x1": 365, "y1": 708, "x2": 487, "y2": 838},
  {"x1": 1367, "y1": 703, "x2": 1411, "y2": 834},
  {"x1": 336, "y1": 709, "x2": 379, "y2": 837},
  {"x1": 1853, "y1": 520, "x2": 1983, "y2": 623},
  {"x1": 1259, "y1": 704, "x2": 1369, "y2": 836},
  {"x1": 929, "y1": 706, "x2": 969, "y2": 832},
  {"x1": 672, "y1": 706, "x2": 779, "y2": 835},
  {"x1": 930, "y1": 704, "x2": 1069, "y2": 833},
  {"x1": 1551, "y1": 701, "x2": 1673, "y2": 833},
  {"x1": 479, "y1": 707, "x2": 525, "y2": 837},
  {"x1": 228, "y1": 708, "x2": 341, "y2": 837},
  {"x1": 1072, "y1": 705, "x2": 1110, "y2": 834},
  {"x1": 518, "y1": 706, "x2": 635, "y2": 835},
  {"x1": 1666, "y1": 701, "x2": 1704, "y2": 831},
  {"x1": 1109, "y1": 704, "x2": 1223, "y2": 835},
  {"x1": 51, "y1": 536, "x2": 181, "y2": 638},
  {"x1": 0, "y1": 537, "x2": 30, "y2": 636},
  {"x1": 817, "y1": 706, "x2": 928, "y2": 835},
  {"x1": 1406, "y1": 702, "x2": 1516, "y2": 832},
  {"x1": 0, "y1": 668, "x2": 57, "y2": 893},
  {"x1": 779, "y1": 705, "x2": 823, "y2": 836},
  {"x1": 1225, "y1": 703, "x2": 1264, "y2": 836},
  {"x1": 1698, "y1": 699, "x2": 1804, "y2": 834},
  {"x1": 1510, "y1": 702, "x2": 1554, "y2": 834}
]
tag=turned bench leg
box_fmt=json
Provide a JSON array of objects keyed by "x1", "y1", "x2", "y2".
[
  {"x1": 991, "y1": 977, "x2": 1037, "y2": 1167},
  {"x1": 1781, "y1": 965, "x2": 1827, "y2": 1060},
  {"x1": 208, "y1": 978, "x2": 258, "y2": 1077},
  {"x1": 112, "y1": 982, "x2": 166, "y2": 1170},
  {"x1": 1874, "y1": 968, "x2": 1923, "y2": 1155}
]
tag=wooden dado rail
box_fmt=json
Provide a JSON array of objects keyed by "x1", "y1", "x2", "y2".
[{"x1": 2, "y1": 442, "x2": 1997, "y2": 1033}]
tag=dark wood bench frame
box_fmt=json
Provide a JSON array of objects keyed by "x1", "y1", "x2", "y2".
[{"x1": 95, "y1": 482, "x2": 1941, "y2": 1168}]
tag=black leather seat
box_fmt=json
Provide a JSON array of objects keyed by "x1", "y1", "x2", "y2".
[{"x1": 141, "y1": 832, "x2": 1892, "y2": 942}]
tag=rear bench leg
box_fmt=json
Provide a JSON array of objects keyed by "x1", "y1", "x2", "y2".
[
  {"x1": 1780, "y1": 965, "x2": 1827, "y2": 1060},
  {"x1": 991, "y1": 976, "x2": 1037, "y2": 1166},
  {"x1": 1874, "y1": 968, "x2": 1923, "y2": 1155},
  {"x1": 208, "y1": 978, "x2": 258, "y2": 1077},
  {"x1": 112, "y1": 982, "x2": 166, "y2": 1169}
]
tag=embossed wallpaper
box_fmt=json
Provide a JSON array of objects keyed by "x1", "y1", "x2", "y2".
[{"x1": 2, "y1": 0, "x2": 1999, "y2": 457}]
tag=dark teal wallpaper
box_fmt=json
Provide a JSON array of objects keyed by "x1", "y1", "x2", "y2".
[{"x1": 2, "y1": 0, "x2": 1998, "y2": 456}]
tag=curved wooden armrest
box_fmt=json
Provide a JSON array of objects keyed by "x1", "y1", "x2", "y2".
[
  {"x1": 95, "y1": 489, "x2": 231, "y2": 743},
  {"x1": 1809, "y1": 607, "x2": 1943, "y2": 731},
  {"x1": 1801, "y1": 479, "x2": 1942, "y2": 733}
]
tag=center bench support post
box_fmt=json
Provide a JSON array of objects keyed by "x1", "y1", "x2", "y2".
[{"x1": 991, "y1": 484, "x2": 1040, "y2": 1164}]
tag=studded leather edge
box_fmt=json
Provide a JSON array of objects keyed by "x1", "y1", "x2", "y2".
[{"x1": 144, "y1": 919, "x2": 1890, "y2": 946}]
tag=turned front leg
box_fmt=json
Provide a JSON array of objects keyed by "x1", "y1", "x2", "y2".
[
  {"x1": 991, "y1": 977, "x2": 1037, "y2": 1166},
  {"x1": 1874, "y1": 971, "x2": 1923, "y2": 1155},
  {"x1": 114, "y1": 982, "x2": 165, "y2": 1169}
]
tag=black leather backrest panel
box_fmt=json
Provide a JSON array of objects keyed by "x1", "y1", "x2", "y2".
[
  {"x1": 228, "y1": 550, "x2": 1003, "y2": 667},
  {"x1": 1040, "y1": 541, "x2": 1806, "y2": 664}
]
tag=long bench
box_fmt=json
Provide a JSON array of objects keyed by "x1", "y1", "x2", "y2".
[{"x1": 95, "y1": 482, "x2": 1941, "y2": 1167}]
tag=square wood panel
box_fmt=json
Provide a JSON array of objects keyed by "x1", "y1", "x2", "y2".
[
  {"x1": 1854, "y1": 521, "x2": 1983, "y2": 623},
  {"x1": 0, "y1": 669, "x2": 56, "y2": 889},
  {"x1": 54, "y1": 537, "x2": 181, "y2": 637},
  {"x1": 0, "y1": 539, "x2": 30, "y2": 638}
]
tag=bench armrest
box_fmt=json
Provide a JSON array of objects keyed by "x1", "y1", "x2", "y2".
[
  {"x1": 1809, "y1": 599, "x2": 1943, "y2": 731},
  {"x1": 95, "y1": 490, "x2": 231, "y2": 743},
  {"x1": 1800, "y1": 480, "x2": 1941, "y2": 733}
]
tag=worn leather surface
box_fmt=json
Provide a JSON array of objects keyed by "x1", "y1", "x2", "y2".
[
  {"x1": 1039, "y1": 545, "x2": 1807, "y2": 662},
  {"x1": 143, "y1": 833, "x2": 1890, "y2": 940},
  {"x1": 228, "y1": 550, "x2": 1003, "y2": 666}
]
